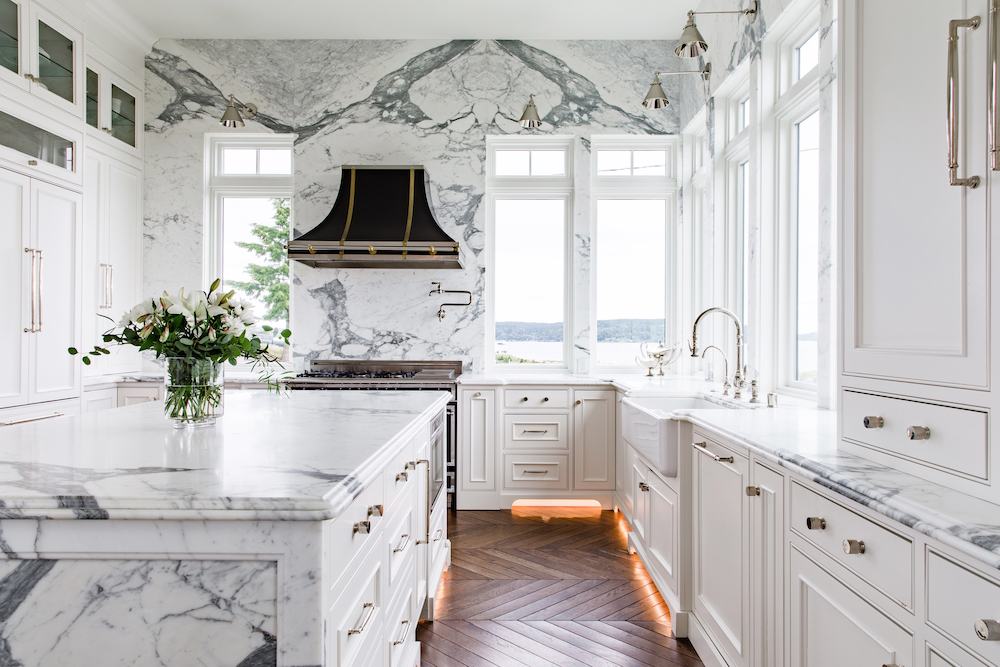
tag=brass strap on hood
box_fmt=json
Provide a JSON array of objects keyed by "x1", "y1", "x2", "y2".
[
  {"x1": 402, "y1": 169, "x2": 415, "y2": 259},
  {"x1": 338, "y1": 169, "x2": 357, "y2": 259}
]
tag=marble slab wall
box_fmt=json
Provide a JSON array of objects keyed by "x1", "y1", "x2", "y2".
[
  {"x1": 144, "y1": 39, "x2": 706, "y2": 372},
  {"x1": 0, "y1": 558, "x2": 276, "y2": 666}
]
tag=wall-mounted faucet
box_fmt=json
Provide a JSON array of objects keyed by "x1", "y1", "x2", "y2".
[
  {"x1": 700, "y1": 345, "x2": 731, "y2": 396},
  {"x1": 429, "y1": 282, "x2": 472, "y2": 321},
  {"x1": 690, "y1": 307, "x2": 747, "y2": 399}
]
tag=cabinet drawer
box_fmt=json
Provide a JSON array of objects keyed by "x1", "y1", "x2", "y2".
[
  {"x1": 927, "y1": 550, "x2": 1000, "y2": 666},
  {"x1": 504, "y1": 414, "x2": 569, "y2": 449},
  {"x1": 429, "y1": 494, "x2": 448, "y2": 574},
  {"x1": 385, "y1": 501, "x2": 415, "y2": 593},
  {"x1": 326, "y1": 474, "x2": 385, "y2": 593},
  {"x1": 386, "y1": 574, "x2": 416, "y2": 667},
  {"x1": 842, "y1": 390, "x2": 988, "y2": 480},
  {"x1": 504, "y1": 389, "x2": 569, "y2": 409},
  {"x1": 503, "y1": 454, "x2": 569, "y2": 490},
  {"x1": 384, "y1": 441, "x2": 415, "y2": 513},
  {"x1": 790, "y1": 482, "x2": 913, "y2": 608},
  {"x1": 329, "y1": 540, "x2": 383, "y2": 667}
]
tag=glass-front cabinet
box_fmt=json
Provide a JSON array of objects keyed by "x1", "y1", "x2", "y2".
[
  {"x1": 0, "y1": 0, "x2": 84, "y2": 119},
  {"x1": 84, "y1": 59, "x2": 141, "y2": 154},
  {"x1": 0, "y1": 96, "x2": 81, "y2": 184}
]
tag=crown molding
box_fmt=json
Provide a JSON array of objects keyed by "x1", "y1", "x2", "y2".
[{"x1": 86, "y1": 0, "x2": 159, "y2": 55}]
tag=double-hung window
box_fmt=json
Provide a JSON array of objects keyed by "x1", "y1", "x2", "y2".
[
  {"x1": 487, "y1": 137, "x2": 573, "y2": 369},
  {"x1": 591, "y1": 137, "x2": 676, "y2": 370},
  {"x1": 205, "y1": 134, "x2": 294, "y2": 360}
]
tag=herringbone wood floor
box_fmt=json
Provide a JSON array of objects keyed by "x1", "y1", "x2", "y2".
[{"x1": 417, "y1": 507, "x2": 704, "y2": 667}]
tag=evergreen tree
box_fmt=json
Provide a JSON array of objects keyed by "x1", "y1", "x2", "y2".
[{"x1": 227, "y1": 198, "x2": 290, "y2": 323}]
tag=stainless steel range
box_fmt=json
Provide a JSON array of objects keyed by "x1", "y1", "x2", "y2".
[{"x1": 286, "y1": 360, "x2": 461, "y2": 508}]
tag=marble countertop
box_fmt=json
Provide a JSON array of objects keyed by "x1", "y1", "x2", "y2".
[
  {"x1": 676, "y1": 406, "x2": 1000, "y2": 570},
  {"x1": 0, "y1": 391, "x2": 450, "y2": 521},
  {"x1": 84, "y1": 372, "x2": 266, "y2": 387}
]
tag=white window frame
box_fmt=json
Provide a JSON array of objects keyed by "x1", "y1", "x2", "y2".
[
  {"x1": 682, "y1": 108, "x2": 710, "y2": 377},
  {"x1": 590, "y1": 135, "x2": 677, "y2": 373},
  {"x1": 486, "y1": 135, "x2": 574, "y2": 373},
  {"x1": 765, "y1": 0, "x2": 822, "y2": 396}
]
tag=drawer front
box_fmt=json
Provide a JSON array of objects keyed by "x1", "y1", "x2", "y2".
[
  {"x1": 842, "y1": 389, "x2": 988, "y2": 480},
  {"x1": 384, "y1": 441, "x2": 415, "y2": 513},
  {"x1": 503, "y1": 454, "x2": 569, "y2": 490},
  {"x1": 329, "y1": 541, "x2": 383, "y2": 667},
  {"x1": 387, "y1": 574, "x2": 416, "y2": 667},
  {"x1": 504, "y1": 389, "x2": 569, "y2": 409},
  {"x1": 326, "y1": 474, "x2": 385, "y2": 593},
  {"x1": 790, "y1": 482, "x2": 913, "y2": 608},
  {"x1": 385, "y1": 501, "x2": 415, "y2": 592},
  {"x1": 927, "y1": 550, "x2": 1000, "y2": 666},
  {"x1": 429, "y1": 494, "x2": 448, "y2": 574},
  {"x1": 504, "y1": 414, "x2": 569, "y2": 450}
]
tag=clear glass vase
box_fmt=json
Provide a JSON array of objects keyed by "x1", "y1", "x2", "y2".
[{"x1": 164, "y1": 358, "x2": 224, "y2": 428}]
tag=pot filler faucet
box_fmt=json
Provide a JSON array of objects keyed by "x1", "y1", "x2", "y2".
[{"x1": 690, "y1": 307, "x2": 747, "y2": 399}]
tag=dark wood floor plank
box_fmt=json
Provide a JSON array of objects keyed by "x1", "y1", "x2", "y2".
[{"x1": 419, "y1": 509, "x2": 704, "y2": 667}]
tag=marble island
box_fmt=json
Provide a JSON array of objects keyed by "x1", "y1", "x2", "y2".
[{"x1": 0, "y1": 390, "x2": 451, "y2": 667}]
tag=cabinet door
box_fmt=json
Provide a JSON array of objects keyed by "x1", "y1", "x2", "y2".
[
  {"x1": 615, "y1": 392, "x2": 625, "y2": 495},
  {"x1": 117, "y1": 386, "x2": 159, "y2": 407},
  {"x1": 841, "y1": 0, "x2": 989, "y2": 387},
  {"x1": 28, "y1": 179, "x2": 80, "y2": 403},
  {"x1": 82, "y1": 387, "x2": 116, "y2": 412},
  {"x1": 573, "y1": 390, "x2": 615, "y2": 490},
  {"x1": 460, "y1": 389, "x2": 495, "y2": 492},
  {"x1": 631, "y1": 459, "x2": 648, "y2": 542},
  {"x1": 27, "y1": 2, "x2": 83, "y2": 118},
  {"x1": 0, "y1": 168, "x2": 30, "y2": 408},
  {"x1": 82, "y1": 151, "x2": 103, "y2": 375},
  {"x1": 646, "y1": 471, "x2": 678, "y2": 597},
  {"x1": 789, "y1": 548, "x2": 912, "y2": 667},
  {"x1": 104, "y1": 159, "x2": 140, "y2": 372},
  {"x1": 692, "y1": 438, "x2": 750, "y2": 667},
  {"x1": 751, "y1": 463, "x2": 784, "y2": 667},
  {"x1": 0, "y1": 0, "x2": 29, "y2": 93}
]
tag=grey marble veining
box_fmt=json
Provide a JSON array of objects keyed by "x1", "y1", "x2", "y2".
[
  {"x1": 0, "y1": 391, "x2": 449, "y2": 521},
  {"x1": 144, "y1": 38, "x2": 704, "y2": 374}
]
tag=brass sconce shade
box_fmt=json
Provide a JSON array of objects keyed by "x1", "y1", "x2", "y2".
[
  {"x1": 641, "y1": 65, "x2": 711, "y2": 109},
  {"x1": 674, "y1": 1, "x2": 758, "y2": 58},
  {"x1": 220, "y1": 94, "x2": 258, "y2": 128},
  {"x1": 519, "y1": 94, "x2": 542, "y2": 129}
]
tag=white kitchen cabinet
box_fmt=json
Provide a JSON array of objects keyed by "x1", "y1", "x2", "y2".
[
  {"x1": 0, "y1": 396, "x2": 77, "y2": 425},
  {"x1": 692, "y1": 434, "x2": 750, "y2": 667},
  {"x1": 750, "y1": 463, "x2": 783, "y2": 667},
  {"x1": 1, "y1": 168, "x2": 82, "y2": 410},
  {"x1": 84, "y1": 51, "x2": 141, "y2": 155},
  {"x1": 631, "y1": 455, "x2": 647, "y2": 542},
  {"x1": 117, "y1": 385, "x2": 159, "y2": 407},
  {"x1": 83, "y1": 147, "x2": 141, "y2": 375},
  {"x1": 82, "y1": 385, "x2": 115, "y2": 412},
  {"x1": 789, "y1": 547, "x2": 913, "y2": 667},
  {"x1": 645, "y1": 468, "x2": 678, "y2": 598},
  {"x1": 573, "y1": 389, "x2": 615, "y2": 491},
  {"x1": 459, "y1": 388, "x2": 495, "y2": 501}
]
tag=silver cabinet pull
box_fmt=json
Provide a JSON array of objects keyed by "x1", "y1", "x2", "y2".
[
  {"x1": 521, "y1": 396, "x2": 528, "y2": 402},
  {"x1": 393, "y1": 619, "x2": 411, "y2": 646},
  {"x1": 24, "y1": 248, "x2": 35, "y2": 332},
  {"x1": 396, "y1": 471, "x2": 408, "y2": 482},
  {"x1": 948, "y1": 15, "x2": 982, "y2": 188},
  {"x1": 523, "y1": 429, "x2": 548, "y2": 434},
  {"x1": 432, "y1": 529, "x2": 443, "y2": 542},
  {"x1": 107, "y1": 263, "x2": 113, "y2": 308},
  {"x1": 638, "y1": 482, "x2": 650, "y2": 492},
  {"x1": 1, "y1": 412, "x2": 64, "y2": 427},
  {"x1": 393, "y1": 534, "x2": 410, "y2": 553},
  {"x1": 863, "y1": 416, "x2": 883, "y2": 429},
  {"x1": 353, "y1": 520, "x2": 371, "y2": 535},
  {"x1": 27, "y1": 160, "x2": 37, "y2": 166},
  {"x1": 843, "y1": 539, "x2": 866, "y2": 555},
  {"x1": 693, "y1": 442, "x2": 734, "y2": 463},
  {"x1": 975, "y1": 619, "x2": 1000, "y2": 640},
  {"x1": 906, "y1": 426, "x2": 930, "y2": 440},
  {"x1": 348, "y1": 602, "x2": 375, "y2": 635},
  {"x1": 806, "y1": 517, "x2": 826, "y2": 530},
  {"x1": 368, "y1": 504, "x2": 383, "y2": 518},
  {"x1": 746, "y1": 486, "x2": 761, "y2": 496},
  {"x1": 35, "y1": 249, "x2": 42, "y2": 331},
  {"x1": 524, "y1": 470, "x2": 549, "y2": 474},
  {"x1": 992, "y1": 0, "x2": 1000, "y2": 169}
]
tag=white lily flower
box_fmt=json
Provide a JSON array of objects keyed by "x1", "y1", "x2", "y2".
[
  {"x1": 167, "y1": 289, "x2": 210, "y2": 327},
  {"x1": 118, "y1": 299, "x2": 156, "y2": 328}
]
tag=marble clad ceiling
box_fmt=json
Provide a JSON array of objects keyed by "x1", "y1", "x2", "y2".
[{"x1": 112, "y1": 0, "x2": 696, "y2": 40}]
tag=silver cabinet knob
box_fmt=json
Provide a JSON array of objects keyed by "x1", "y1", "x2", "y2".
[
  {"x1": 396, "y1": 471, "x2": 408, "y2": 482},
  {"x1": 576, "y1": 400, "x2": 582, "y2": 405},
  {"x1": 543, "y1": 397, "x2": 549, "y2": 402},
  {"x1": 354, "y1": 520, "x2": 371, "y2": 535},
  {"x1": 368, "y1": 504, "x2": 383, "y2": 518},
  {"x1": 746, "y1": 486, "x2": 761, "y2": 496},
  {"x1": 521, "y1": 396, "x2": 528, "y2": 402},
  {"x1": 843, "y1": 539, "x2": 866, "y2": 555},
  {"x1": 906, "y1": 426, "x2": 931, "y2": 440},
  {"x1": 863, "y1": 416, "x2": 884, "y2": 429},
  {"x1": 975, "y1": 619, "x2": 1000, "y2": 641},
  {"x1": 638, "y1": 482, "x2": 650, "y2": 492},
  {"x1": 473, "y1": 392, "x2": 481, "y2": 397},
  {"x1": 806, "y1": 517, "x2": 826, "y2": 530}
]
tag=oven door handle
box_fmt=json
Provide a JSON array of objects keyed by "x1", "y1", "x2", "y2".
[{"x1": 414, "y1": 458, "x2": 431, "y2": 544}]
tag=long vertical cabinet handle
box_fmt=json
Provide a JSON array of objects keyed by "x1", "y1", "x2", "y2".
[
  {"x1": 948, "y1": 16, "x2": 982, "y2": 187},
  {"x1": 23, "y1": 248, "x2": 35, "y2": 333},
  {"x1": 992, "y1": 0, "x2": 1000, "y2": 170},
  {"x1": 35, "y1": 249, "x2": 42, "y2": 332},
  {"x1": 108, "y1": 263, "x2": 113, "y2": 309},
  {"x1": 414, "y1": 459, "x2": 431, "y2": 545},
  {"x1": 99, "y1": 264, "x2": 108, "y2": 308}
]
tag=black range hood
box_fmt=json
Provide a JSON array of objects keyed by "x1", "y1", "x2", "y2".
[{"x1": 288, "y1": 166, "x2": 464, "y2": 269}]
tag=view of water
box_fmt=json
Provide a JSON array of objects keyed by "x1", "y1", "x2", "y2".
[{"x1": 496, "y1": 341, "x2": 653, "y2": 368}]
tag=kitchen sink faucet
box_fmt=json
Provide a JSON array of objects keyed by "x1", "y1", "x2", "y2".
[{"x1": 690, "y1": 307, "x2": 747, "y2": 399}]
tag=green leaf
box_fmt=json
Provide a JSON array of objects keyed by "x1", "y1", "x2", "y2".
[
  {"x1": 68, "y1": 347, "x2": 78, "y2": 355},
  {"x1": 281, "y1": 329, "x2": 291, "y2": 338},
  {"x1": 82, "y1": 356, "x2": 91, "y2": 365},
  {"x1": 261, "y1": 325, "x2": 272, "y2": 332}
]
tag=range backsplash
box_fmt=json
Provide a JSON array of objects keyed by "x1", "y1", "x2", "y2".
[{"x1": 143, "y1": 38, "x2": 707, "y2": 372}]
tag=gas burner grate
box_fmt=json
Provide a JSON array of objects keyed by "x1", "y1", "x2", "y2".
[{"x1": 297, "y1": 370, "x2": 418, "y2": 379}]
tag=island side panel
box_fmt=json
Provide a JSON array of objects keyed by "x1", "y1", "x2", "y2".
[{"x1": 0, "y1": 519, "x2": 324, "y2": 667}]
